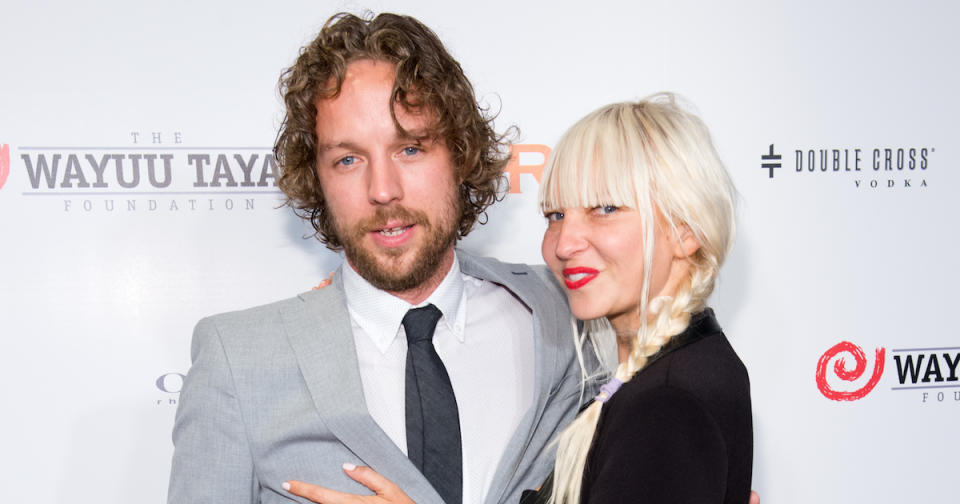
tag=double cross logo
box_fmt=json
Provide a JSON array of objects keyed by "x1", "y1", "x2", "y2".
[{"x1": 761, "y1": 144, "x2": 782, "y2": 179}]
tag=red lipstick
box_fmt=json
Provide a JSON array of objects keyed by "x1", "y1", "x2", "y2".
[{"x1": 562, "y1": 267, "x2": 599, "y2": 290}]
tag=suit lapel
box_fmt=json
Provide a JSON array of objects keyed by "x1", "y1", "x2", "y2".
[
  {"x1": 459, "y1": 253, "x2": 563, "y2": 504},
  {"x1": 280, "y1": 271, "x2": 444, "y2": 504}
]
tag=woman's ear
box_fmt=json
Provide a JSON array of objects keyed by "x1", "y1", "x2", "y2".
[{"x1": 672, "y1": 223, "x2": 701, "y2": 258}]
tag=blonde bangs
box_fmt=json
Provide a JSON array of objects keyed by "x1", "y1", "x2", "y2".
[{"x1": 539, "y1": 106, "x2": 654, "y2": 214}]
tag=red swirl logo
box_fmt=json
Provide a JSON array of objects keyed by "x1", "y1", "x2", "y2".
[
  {"x1": 816, "y1": 341, "x2": 886, "y2": 401},
  {"x1": 0, "y1": 144, "x2": 9, "y2": 190}
]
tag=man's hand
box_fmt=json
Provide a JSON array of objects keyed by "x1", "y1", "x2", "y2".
[
  {"x1": 750, "y1": 490, "x2": 760, "y2": 504},
  {"x1": 283, "y1": 464, "x2": 414, "y2": 504}
]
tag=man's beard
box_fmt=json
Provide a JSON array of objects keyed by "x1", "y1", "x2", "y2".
[{"x1": 335, "y1": 200, "x2": 460, "y2": 292}]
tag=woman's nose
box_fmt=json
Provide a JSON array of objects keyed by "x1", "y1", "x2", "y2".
[{"x1": 553, "y1": 215, "x2": 589, "y2": 259}]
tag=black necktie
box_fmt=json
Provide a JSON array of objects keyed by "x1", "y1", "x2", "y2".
[{"x1": 403, "y1": 304, "x2": 462, "y2": 504}]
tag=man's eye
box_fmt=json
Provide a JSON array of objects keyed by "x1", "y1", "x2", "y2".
[
  {"x1": 337, "y1": 156, "x2": 356, "y2": 166},
  {"x1": 402, "y1": 146, "x2": 422, "y2": 156}
]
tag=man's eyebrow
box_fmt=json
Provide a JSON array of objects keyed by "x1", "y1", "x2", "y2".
[
  {"x1": 397, "y1": 128, "x2": 434, "y2": 141},
  {"x1": 316, "y1": 131, "x2": 435, "y2": 152},
  {"x1": 317, "y1": 141, "x2": 362, "y2": 152}
]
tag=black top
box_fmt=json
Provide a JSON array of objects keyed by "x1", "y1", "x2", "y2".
[{"x1": 523, "y1": 309, "x2": 752, "y2": 503}]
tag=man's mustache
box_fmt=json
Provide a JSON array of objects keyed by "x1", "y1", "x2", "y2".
[{"x1": 353, "y1": 205, "x2": 431, "y2": 234}]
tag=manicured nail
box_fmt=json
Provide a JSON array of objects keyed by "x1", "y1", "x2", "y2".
[
  {"x1": 282, "y1": 481, "x2": 291, "y2": 491},
  {"x1": 343, "y1": 463, "x2": 357, "y2": 471}
]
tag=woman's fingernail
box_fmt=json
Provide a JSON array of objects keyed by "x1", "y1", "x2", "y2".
[
  {"x1": 282, "y1": 481, "x2": 291, "y2": 491},
  {"x1": 343, "y1": 463, "x2": 357, "y2": 471}
]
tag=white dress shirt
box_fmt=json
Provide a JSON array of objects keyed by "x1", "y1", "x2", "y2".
[{"x1": 342, "y1": 253, "x2": 535, "y2": 504}]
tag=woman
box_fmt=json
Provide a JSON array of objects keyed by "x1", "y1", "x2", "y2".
[
  {"x1": 531, "y1": 93, "x2": 752, "y2": 503},
  {"x1": 286, "y1": 93, "x2": 753, "y2": 503}
]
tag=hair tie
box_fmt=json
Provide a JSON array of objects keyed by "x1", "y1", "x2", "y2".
[{"x1": 595, "y1": 377, "x2": 623, "y2": 403}]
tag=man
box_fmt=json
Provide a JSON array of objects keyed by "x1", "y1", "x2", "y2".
[{"x1": 168, "y1": 12, "x2": 588, "y2": 504}]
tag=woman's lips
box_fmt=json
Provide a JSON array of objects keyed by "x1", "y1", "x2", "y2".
[{"x1": 562, "y1": 267, "x2": 599, "y2": 290}]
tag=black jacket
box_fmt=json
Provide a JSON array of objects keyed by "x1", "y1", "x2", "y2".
[{"x1": 524, "y1": 309, "x2": 753, "y2": 503}]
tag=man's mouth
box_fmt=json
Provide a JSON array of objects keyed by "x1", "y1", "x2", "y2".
[
  {"x1": 368, "y1": 222, "x2": 416, "y2": 247},
  {"x1": 378, "y1": 225, "x2": 412, "y2": 237}
]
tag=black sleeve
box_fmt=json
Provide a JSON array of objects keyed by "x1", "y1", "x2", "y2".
[{"x1": 583, "y1": 386, "x2": 728, "y2": 503}]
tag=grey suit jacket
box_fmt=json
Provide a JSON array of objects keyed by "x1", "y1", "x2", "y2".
[{"x1": 168, "y1": 251, "x2": 587, "y2": 504}]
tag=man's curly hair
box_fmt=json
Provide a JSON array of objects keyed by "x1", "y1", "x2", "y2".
[{"x1": 275, "y1": 12, "x2": 510, "y2": 250}]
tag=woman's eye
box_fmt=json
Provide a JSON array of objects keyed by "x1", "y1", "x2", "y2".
[
  {"x1": 545, "y1": 211, "x2": 564, "y2": 222},
  {"x1": 597, "y1": 205, "x2": 618, "y2": 214}
]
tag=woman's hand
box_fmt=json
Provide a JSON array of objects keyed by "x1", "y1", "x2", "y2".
[
  {"x1": 312, "y1": 271, "x2": 335, "y2": 290},
  {"x1": 283, "y1": 464, "x2": 414, "y2": 504}
]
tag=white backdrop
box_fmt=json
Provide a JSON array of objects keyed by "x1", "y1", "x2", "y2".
[{"x1": 1, "y1": 1, "x2": 957, "y2": 503}]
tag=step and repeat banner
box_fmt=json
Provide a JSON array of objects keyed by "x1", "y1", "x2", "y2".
[{"x1": 1, "y1": 1, "x2": 956, "y2": 503}]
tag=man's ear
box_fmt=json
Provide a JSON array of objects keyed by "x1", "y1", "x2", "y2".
[{"x1": 672, "y1": 223, "x2": 701, "y2": 258}]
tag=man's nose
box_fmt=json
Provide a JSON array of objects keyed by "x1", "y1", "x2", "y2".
[{"x1": 367, "y1": 157, "x2": 403, "y2": 205}]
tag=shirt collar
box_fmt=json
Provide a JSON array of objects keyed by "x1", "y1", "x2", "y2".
[{"x1": 341, "y1": 251, "x2": 467, "y2": 353}]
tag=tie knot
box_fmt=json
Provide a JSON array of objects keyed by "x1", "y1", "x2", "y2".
[{"x1": 402, "y1": 304, "x2": 443, "y2": 344}]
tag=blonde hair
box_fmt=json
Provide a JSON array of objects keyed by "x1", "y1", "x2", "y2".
[{"x1": 539, "y1": 93, "x2": 736, "y2": 504}]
